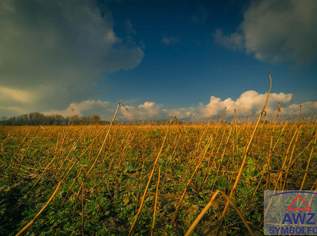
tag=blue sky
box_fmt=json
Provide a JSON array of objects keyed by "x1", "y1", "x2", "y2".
[
  {"x1": 100, "y1": 0, "x2": 316, "y2": 106},
  {"x1": 0, "y1": 0, "x2": 316, "y2": 120}
]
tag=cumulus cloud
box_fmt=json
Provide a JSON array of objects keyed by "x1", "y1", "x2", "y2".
[
  {"x1": 120, "y1": 101, "x2": 162, "y2": 120},
  {"x1": 0, "y1": 0, "x2": 143, "y2": 116},
  {"x1": 284, "y1": 101, "x2": 317, "y2": 116},
  {"x1": 199, "y1": 90, "x2": 293, "y2": 118},
  {"x1": 42, "y1": 90, "x2": 316, "y2": 121},
  {"x1": 175, "y1": 90, "x2": 314, "y2": 120},
  {"x1": 46, "y1": 100, "x2": 164, "y2": 121},
  {"x1": 45, "y1": 100, "x2": 113, "y2": 118},
  {"x1": 214, "y1": 0, "x2": 317, "y2": 64},
  {"x1": 167, "y1": 107, "x2": 196, "y2": 120}
]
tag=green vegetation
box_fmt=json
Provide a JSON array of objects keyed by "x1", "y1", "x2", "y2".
[{"x1": 0, "y1": 123, "x2": 316, "y2": 235}]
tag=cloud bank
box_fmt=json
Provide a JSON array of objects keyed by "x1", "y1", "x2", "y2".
[
  {"x1": 214, "y1": 0, "x2": 317, "y2": 64},
  {"x1": 0, "y1": 0, "x2": 143, "y2": 116},
  {"x1": 43, "y1": 90, "x2": 317, "y2": 121}
]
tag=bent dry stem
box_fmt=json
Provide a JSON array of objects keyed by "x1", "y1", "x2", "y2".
[{"x1": 1, "y1": 119, "x2": 316, "y2": 234}]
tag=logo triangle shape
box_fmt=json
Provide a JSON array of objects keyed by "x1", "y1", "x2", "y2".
[{"x1": 287, "y1": 194, "x2": 312, "y2": 212}]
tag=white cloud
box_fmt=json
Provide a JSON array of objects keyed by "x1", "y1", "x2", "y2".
[
  {"x1": 284, "y1": 101, "x2": 317, "y2": 116},
  {"x1": 39, "y1": 90, "x2": 316, "y2": 121},
  {"x1": 214, "y1": 0, "x2": 317, "y2": 64},
  {"x1": 120, "y1": 101, "x2": 162, "y2": 120},
  {"x1": 199, "y1": 90, "x2": 293, "y2": 118},
  {"x1": 0, "y1": 0, "x2": 143, "y2": 116},
  {"x1": 45, "y1": 100, "x2": 113, "y2": 118},
  {"x1": 167, "y1": 107, "x2": 196, "y2": 120}
]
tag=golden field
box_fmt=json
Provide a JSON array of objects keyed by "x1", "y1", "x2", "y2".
[{"x1": 0, "y1": 122, "x2": 316, "y2": 235}]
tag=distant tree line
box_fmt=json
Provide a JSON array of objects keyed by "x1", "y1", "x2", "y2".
[
  {"x1": 0, "y1": 113, "x2": 187, "y2": 125},
  {"x1": 0, "y1": 112, "x2": 107, "y2": 125},
  {"x1": 2, "y1": 112, "x2": 313, "y2": 125}
]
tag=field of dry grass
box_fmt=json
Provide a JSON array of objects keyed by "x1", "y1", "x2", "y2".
[{"x1": 0, "y1": 122, "x2": 316, "y2": 235}]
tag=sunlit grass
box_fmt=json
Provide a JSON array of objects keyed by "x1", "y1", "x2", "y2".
[{"x1": 0, "y1": 122, "x2": 316, "y2": 235}]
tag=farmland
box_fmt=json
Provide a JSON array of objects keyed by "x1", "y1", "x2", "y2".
[{"x1": 0, "y1": 122, "x2": 316, "y2": 235}]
